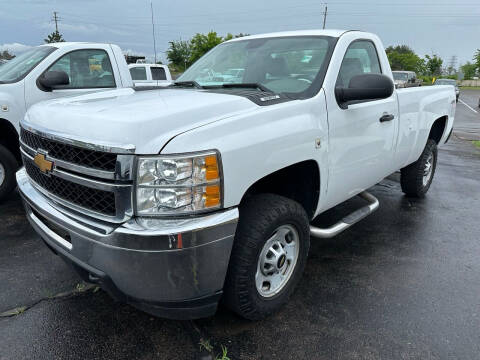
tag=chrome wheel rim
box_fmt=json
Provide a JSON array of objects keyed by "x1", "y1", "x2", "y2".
[
  {"x1": 0, "y1": 163, "x2": 5, "y2": 187},
  {"x1": 422, "y1": 153, "x2": 434, "y2": 186},
  {"x1": 255, "y1": 224, "x2": 300, "y2": 298}
]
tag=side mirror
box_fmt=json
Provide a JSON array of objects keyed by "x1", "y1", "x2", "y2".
[
  {"x1": 335, "y1": 73, "x2": 394, "y2": 109},
  {"x1": 37, "y1": 70, "x2": 69, "y2": 91}
]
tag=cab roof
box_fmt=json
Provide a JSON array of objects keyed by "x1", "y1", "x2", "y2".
[
  {"x1": 226, "y1": 29, "x2": 361, "y2": 42},
  {"x1": 39, "y1": 42, "x2": 113, "y2": 49}
]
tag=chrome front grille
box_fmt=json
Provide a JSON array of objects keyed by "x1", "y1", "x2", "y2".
[
  {"x1": 19, "y1": 124, "x2": 135, "y2": 223},
  {"x1": 21, "y1": 129, "x2": 118, "y2": 172},
  {"x1": 23, "y1": 157, "x2": 116, "y2": 216}
]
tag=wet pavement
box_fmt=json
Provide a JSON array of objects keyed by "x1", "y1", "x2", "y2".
[{"x1": 0, "y1": 91, "x2": 479, "y2": 360}]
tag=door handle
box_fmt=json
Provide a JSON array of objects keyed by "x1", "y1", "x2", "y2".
[{"x1": 379, "y1": 114, "x2": 395, "y2": 123}]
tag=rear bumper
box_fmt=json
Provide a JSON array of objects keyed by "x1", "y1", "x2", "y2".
[{"x1": 17, "y1": 168, "x2": 238, "y2": 319}]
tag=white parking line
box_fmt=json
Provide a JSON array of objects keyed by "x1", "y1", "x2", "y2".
[{"x1": 459, "y1": 99, "x2": 478, "y2": 114}]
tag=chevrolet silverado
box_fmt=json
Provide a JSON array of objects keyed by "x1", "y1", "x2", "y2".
[{"x1": 16, "y1": 30, "x2": 455, "y2": 320}]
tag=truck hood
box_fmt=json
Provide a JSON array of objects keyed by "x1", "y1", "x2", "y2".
[{"x1": 23, "y1": 88, "x2": 258, "y2": 153}]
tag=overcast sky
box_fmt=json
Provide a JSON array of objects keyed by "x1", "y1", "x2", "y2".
[{"x1": 0, "y1": 0, "x2": 478, "y2": 67}]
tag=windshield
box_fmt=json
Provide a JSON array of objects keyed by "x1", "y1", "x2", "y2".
[
  {"x1": 434, "y1": 79, "x2": 456, "y2": 86},
  {"x1": 392, "y1": 72, "x2": 408, "y2": 81},
  {"x1": 0, "y1": 46, "x2": 56, "y2": 84},
  {"x1": 177, "y1": 36, "x2": 335, "y2": 97}
]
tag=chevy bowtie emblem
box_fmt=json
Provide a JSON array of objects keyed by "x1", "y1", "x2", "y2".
[{"x1": 34, "y1": 153, "x2": 53, "y2": 174}]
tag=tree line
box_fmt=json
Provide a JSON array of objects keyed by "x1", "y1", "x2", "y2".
[
  {"x1": 386, "y1": 45, "x2": 480, "y2": 81},
  {"x1": 167, "y1": 34, "x2": 480, "y2": 82},
  {"x1": 166, "y1": 31, "x2": 248, "y2": 72}
]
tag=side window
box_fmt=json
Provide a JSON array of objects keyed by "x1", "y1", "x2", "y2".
[
  {"x1": 49, "y1": 49, "x2": 115, "y2": 89},
  {"x1": 151, "y1": 67, "x2": 167, "y2": 80},
  {"x1": 336, "y1": 40, "x2": 381, "y2": 88},
  {"x1": 129, "y1": 66, "x2": 147, "y2": 80}
]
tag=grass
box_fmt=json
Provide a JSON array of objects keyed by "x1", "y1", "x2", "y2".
[
  {"x1": 460, "y1": 86, "x2": 480, "y2": 90},
  {"x1": 199, "y1": 339, "x2": 213, "y2": 353},
  {"x1": 198, "y1": 339, "x2": 230, "y2": 360},
  {"x1": 216, "y1": 345, "x2": 231, "y2": 360},
  {"x1": 473, "y1": 141, "x2": 480, "y2": 149}
]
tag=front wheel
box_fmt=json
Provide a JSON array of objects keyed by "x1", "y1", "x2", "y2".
[
  {"x1": 400, "y1": 139, "x2": 438, "y2": 198},
  {"x1": 223, "y1": 194, "x2": 310, "y2": 320},
  {"x1": 0, "y1": 145, "x2": 18, "y2": 202}
]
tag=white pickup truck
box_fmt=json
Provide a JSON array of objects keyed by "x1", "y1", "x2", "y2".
[
  {"x1": 17, "y1": 30, "x2": 455, "y2": 320},
  {"x1": 128, "y1": 63, "x2": 173, "y2": 87},
  {"x1": 0, "y1": 42, "x2": 133, "y2": 201}
]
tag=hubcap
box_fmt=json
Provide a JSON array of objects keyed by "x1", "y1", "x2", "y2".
[
  {"x1": 255, "y1": 224, "x2": 300, "y2": 298},
  {"x1": 422, "y1": 153, "x2": 434, "y2": 186},
  {"x1": 0, "y1": 163, "x2": 5, "y2": 187}
]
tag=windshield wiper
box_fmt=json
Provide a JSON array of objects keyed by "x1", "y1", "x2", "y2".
[
  {"x1": 205, "y1": 83, "x2": 273, "y2": 93},
  {"x1": 172, "y1": 80, "x2": 204, "y2": 89}
]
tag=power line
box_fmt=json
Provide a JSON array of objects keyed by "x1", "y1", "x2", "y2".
[{"x1": 60, "y1": 9, "x2": 480, "y2": 29}]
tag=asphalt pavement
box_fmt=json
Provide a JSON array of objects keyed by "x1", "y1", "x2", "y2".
[{"x1": 0, "y1": 90, "x2": 479, "y2": 360}]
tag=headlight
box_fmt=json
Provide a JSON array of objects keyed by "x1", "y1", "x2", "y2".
[{"x1": 136, "y1": 151, "x2": 222, "y2": 215}]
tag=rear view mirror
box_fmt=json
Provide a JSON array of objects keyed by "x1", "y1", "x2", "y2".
[
  {"x1": 335, "y1": 73, "x2": 394, "y2": 109},
  {"x1": 37, "y1": 70, "x2": 69, "y2": 91}
]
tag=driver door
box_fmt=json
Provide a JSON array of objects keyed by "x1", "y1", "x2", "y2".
[{"x1": 324, "y1": 39, "x2": 398, "y2": 208}]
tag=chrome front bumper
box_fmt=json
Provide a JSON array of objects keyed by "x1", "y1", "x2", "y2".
[{"x1": 17, "y1": 168, "x2": 239, "y2": 319}]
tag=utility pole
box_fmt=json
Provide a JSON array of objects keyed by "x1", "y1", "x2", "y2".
[
  {"x1": 150, "y1": 1, "x2": 157, "y2": 64},
  {"x1": 52, "y1": 11, "x2": 60, "y2": 33},
  {"x1": 322, "y1": 4, "x2": 328, "y2": 29}
]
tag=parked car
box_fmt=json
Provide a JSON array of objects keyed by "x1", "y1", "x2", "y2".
[
  {"x1": 433, "y1": 78, "x2": 459, "y2": 102},
  {"x1": 392, "y1": 71, "x2": 422, "y2": 88},
  {"x1": 17, "y1": 30, "x2": 455, "y2": 321},
  {"x1": 0, "y1": 42, "x2": 133, "y2": 201},
  {"x1": 128, "y1": 64, "x2": 172, "y2": 87}
]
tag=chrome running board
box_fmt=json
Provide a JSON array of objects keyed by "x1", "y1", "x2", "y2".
[{"x1": 310, "y1": 191, "x2": 379, "y2": 239}]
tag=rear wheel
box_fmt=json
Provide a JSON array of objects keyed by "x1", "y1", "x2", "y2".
[
  {"x1": 400, "y1": 139, "x2": 437, "y2": 198},
  {"x1": 0, "y1": 145, "x2": 18, "y2": 202},
  {"x1": 223, "y1": 194, "x2": 310, "y2": 320}
]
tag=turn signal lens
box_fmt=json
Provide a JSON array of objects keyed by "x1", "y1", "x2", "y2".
[
  {"x1": 204, "y1": 185, "x2": 221, "y2": 208},
  {"x1": 205, "y1": 155, "x2": 219, "y2": 181}
]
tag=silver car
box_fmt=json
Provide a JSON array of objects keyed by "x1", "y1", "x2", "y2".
[{"x1": 434, "y1": 78, "x2": 459, "y2": 102}]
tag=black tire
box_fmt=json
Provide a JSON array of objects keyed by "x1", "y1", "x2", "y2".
[
  {"x1": 223, "y1": 194, "x2": 310, "y2": 320},
  {"x1": 400, "y1": 139, "x2": 437, "y2": 198},
  {"x1": 0, "y1": 144, "x2": 18, "y2": 202}
]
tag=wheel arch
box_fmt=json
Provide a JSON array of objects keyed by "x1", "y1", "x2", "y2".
[
  {"x1": 428, "y1": 115, "x2": 448, "y2": 144},
  {"x1": 240, "y1": 160, "x2": 320, "y2": 220}
]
